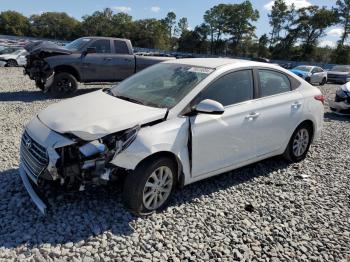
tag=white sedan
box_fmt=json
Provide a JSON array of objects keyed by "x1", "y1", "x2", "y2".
[
  {"x1": 0, "y1": 49, "x2": 28, "y2": 67},
  {"x1": 19, "y1": 58, "x2": 324, "y2": 215}
]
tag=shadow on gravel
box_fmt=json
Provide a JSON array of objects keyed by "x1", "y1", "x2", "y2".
[
  {"x1": 0, "y1": 157, "x2": 289, "y2": 249},
  {"x1": 324, "y1": 112, "x2": 350, "y2": 122},
  {"x1": 0, "y1": 88, "x2": 101, "y2": 102}
]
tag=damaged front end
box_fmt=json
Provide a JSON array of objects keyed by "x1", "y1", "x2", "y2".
[
  {"x1": 329, "y1": 83, "x2": 350, "y2": 115},
  {"x1": 20, "y1": 118, "x2": 140, "y2": 214},
  {"x1": 23, "y1": 41, "x2": 72, "y2": 89}
]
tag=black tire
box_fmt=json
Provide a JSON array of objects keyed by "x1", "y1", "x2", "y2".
[
  {"x1": 123, "y1": 156, "x2": 177, "y2": 216},
  {"x1": 49, "y1": 72, "x2": 78, "y2": 95},
  {"x1": 6, "y1": 59, "x2": 17, "y2": 67},
  {"x1": 283, "y1": 123, "x2": 313, "y2": 162},
  {"x1": 320, "y1": 77, "x2": 327, "y2": 86}
]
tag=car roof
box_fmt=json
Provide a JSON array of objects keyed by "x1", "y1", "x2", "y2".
[{"x1": 164, "y1": 58, "x2": 273, "y2": 69}]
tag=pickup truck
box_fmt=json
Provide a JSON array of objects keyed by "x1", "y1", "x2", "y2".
[{"x1": 24, "y1": 37, "x2": 174, "y2": 94}]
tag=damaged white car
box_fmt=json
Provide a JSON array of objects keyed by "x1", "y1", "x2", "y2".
[
  {"x1": 20, "y1": 58, "x2": 324, "y2": 215},
  {"x1": 329, "y1": 82, "x2": 350, "y2": 115}
]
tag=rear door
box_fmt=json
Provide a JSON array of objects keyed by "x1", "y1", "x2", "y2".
[
  {"x1": 81, "y1": 39, "x2": 114, "y2": 81},
  {"x1": 107, "y1": 40, "x2": 135, "y2": 81},
  {"x1": 251, "y1": 69, "x2": 303, "y2": 156}
]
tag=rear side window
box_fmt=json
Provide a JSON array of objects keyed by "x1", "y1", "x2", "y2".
[
  {"x1": 114, "y1": 40, "x2": 129, "y2": 54},
  {"x1": 198, "y1": 70, "x2": 254, "y2": 106},
  {"x1": 258, "y1": 70, "x2": 291, "y2": 97},
  {"x1": 89, "y1": 39, "x2": 111, "y2": 53}
]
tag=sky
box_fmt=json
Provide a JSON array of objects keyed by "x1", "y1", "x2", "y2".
[{"x1": 0, "y1": 0, "x2": 343, "y2": 48}]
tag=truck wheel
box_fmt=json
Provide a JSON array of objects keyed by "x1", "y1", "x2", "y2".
[
  {"x1": 6, "y1": 59, "x2": 18, "y2": 67},
  {"x1": 123, "y1": 157, "x2": 177, "y2": 216},
  {"x1": 283, "y1": 123, "x2": 312, "y2": 162},
  {"x1": 35, "y1": 80, "x2": 45, "y2": 90},
  {"x1": 50, "y1": 72, "x2": 78, "y2": 95},
  {"x1": 320, "y1": 78, "x2": 327, "y2": 86}
]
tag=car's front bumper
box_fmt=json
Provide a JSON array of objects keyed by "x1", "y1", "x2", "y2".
[
  {"x1": 19, "y1": 164, "x2": 47, "y2": 214},
  {"x1": 329, "y1": 96, "x2": 350, "y2": 115}
]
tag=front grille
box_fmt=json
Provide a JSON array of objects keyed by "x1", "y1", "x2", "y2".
[{"x1": 20, "y1": 131, "x2": 48, "y2": 179}]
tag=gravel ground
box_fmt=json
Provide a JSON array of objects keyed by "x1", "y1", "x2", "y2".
[{"x1": 0, "y1": 67, "x2": 349, "y2": 261}]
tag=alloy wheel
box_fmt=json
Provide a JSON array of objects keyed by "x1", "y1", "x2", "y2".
[
  {"x1": 142, "y1": 166, "x2": 173, "y2": 210},
  {"x1": 292, "y1": 128, "x2": 310, "y2": 157}
]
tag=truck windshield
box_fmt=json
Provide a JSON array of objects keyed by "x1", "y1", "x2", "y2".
[
  {"x1": 65, "y1": 38, "x2": 92, "y2": 51},
  {"x1": 110, "y1": 63, "x2": 214, "y2": 108}
]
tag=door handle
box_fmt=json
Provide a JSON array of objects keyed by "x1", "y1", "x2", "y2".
[
  {"x1": 245, "y1": 112, "x2": 260, "y2": 120},
  {"x1": 292, "y1": 101, "x2": 302, "y2": 109}
]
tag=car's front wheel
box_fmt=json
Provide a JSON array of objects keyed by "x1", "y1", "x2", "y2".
[
  {"x1": 320, "y1": 77, "x2": 327, "y2": 86},
  {"x1": 123, "y1": 156, "x2": 176, "y2": 215},
  {"x1": 283, "y1": 123, "x2": 312, "y2": 162},
  {"x1": 49, "y1": 72, "x2": 78, "y2": 95},
  {"x1": 6, "y1": 59, "x2": 18, "y2": 67}
]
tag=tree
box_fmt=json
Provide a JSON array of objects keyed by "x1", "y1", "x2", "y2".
[
  {"x1": 0, "y1": 11, "x2": 30, "y2": 36},
  {"x1": 204, "y1": 4, "x2": 227, "y2": 54},
  {"x1": 161, "y1": 12, "x2": 176, "y2": 38},
  {"x1": 176, "y1": 17, "x2": 189, "y2": 36},
  {"x1": 268, "y1": 0, "x2": 289, "y2": 47},
  {"x1": 223, "y1": 1, "x2": 260, "y2": 55},
  {"x1": 81, "y1": 8, "x2": 115, "y2": 37},
  {"x1": 131, "y1": 19, "x2": 170, "y2": 50},
  {"x1": 258, "y1": 34, "x2": 270, "y2": 57},
  {"x1": 296, "y1": 6, "x2": 337, "y2": 60},
  {"x1": 30, "y1": 12, "x2": 80, "y2": 40},
  {"x1": 178, "y1": 24, "x2": 209, "y2": 53},
  {"x1": 333, "y1": 0, "x2": 350, "y2": 47}
]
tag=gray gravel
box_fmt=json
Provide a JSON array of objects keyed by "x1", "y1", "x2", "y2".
[{"x1": 0, "y1": 67, "x2": 349, "y2": 261}]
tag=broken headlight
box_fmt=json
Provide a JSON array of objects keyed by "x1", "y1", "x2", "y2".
[{"x1": 114, "y1": 125, "x2": 140, "y2": 154}]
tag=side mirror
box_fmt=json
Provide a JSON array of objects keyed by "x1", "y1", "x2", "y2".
[
  {"x1": 83, "y1": 47, "x2": 96, "y2": 56},
  {"x1": 194, "y1": 99, "x2": 225, "y2": 115}
]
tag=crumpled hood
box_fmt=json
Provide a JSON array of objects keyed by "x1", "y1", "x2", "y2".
[
  {"x1": 38, "y1": 90, "x2": 167, "y2": 141},
  {"x1": 24, "y1": 41, "x2": 72, "y2": 56}
]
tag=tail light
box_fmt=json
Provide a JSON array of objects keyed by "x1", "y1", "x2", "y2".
[{"x1": 314, "y1": 95, "x2": 325, "y2": 105}]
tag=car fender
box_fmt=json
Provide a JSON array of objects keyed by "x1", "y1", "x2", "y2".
[{"x1": 110, "y1": 117, "x2": 191, "y2": 183}]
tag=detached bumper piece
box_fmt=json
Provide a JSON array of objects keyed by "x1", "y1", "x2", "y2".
[{"x1": 19, "y1": 165, "x2": 47, "y2": 214}]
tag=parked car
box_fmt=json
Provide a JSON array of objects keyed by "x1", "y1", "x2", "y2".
[
  {"x1": 327, "y1": 65, "x2": 350, "y2": 84},
  {"x1": 290, "y1": 65, "x2": 327, "y2": 85},
  {"x1": 24, "y1": 37, "x2": 174, "y2": 94},
  {"x1": 329, "y1": 82, "x2": 350, "y2": 115},
  {"x1": 0, "y1": 49, "x2": 28, "y2": 67},
  {"x1": 19, "y1": 58, "x2": 324, "y2": 215},
  {"x1": 0, "y1": 46, "x2": 21, "y2": 55}
]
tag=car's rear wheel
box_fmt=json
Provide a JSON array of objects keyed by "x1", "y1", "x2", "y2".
[
  {"x1": 283, "y1": 123, "x2": 312, "y2": 162},
  {"x1": 50, "y1": 72, "x2": 78, "y2": 95},
  {"x1": 320, "y1": 77, "x2": 327, "y2": 86},
  {"x1": 123, "y1": 157, "x2": 176, "y2": 216},
  {"x1": 6, "y1": 59, "x2": 18, "y2": 67}
]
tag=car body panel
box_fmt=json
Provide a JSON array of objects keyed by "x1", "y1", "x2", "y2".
[
  {"x1": 38, "y1": 90, "x2": 168, "y2": 141},
  {"x1": 0, "y1": 49, "x2": 28, "y2": 66}
]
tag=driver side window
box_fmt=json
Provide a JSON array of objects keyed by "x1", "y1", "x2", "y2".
[
  {"x1": 88, "y1": 39, "x2": 111, "y2": 54},
  {"x1": 197, "y1": 70, "x2": 254, "y2": 107}
]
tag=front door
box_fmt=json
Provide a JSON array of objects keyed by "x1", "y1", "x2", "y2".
[{"x1": 190, "y1": 69, "x2": 257, "y2": 177}]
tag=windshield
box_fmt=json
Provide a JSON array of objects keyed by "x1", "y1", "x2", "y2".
[
  {"x1": 294, "y1": 66, "x2": 311, "y2": 72},
  {"x1": 110, "y1": 63, "x2": 214, "y2": 108},
  {"x1": 331, "y1": 65, "x2": 350, "y2": 72},
  {"x1": 65, "y1": 38, "x2": 92, "y2": 51}
]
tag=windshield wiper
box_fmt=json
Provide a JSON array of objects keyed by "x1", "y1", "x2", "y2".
[{"x1": 115, "y1": 95, "x2": 146, "y2": 105}]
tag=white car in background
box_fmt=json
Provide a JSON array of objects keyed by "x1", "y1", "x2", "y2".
[
  {"x1": 19, "y1": 59, "x2": 324, "y2": 215},
  {"x1": 0, "y1": 49, "x2": 28, "y2": 67},
  {"x1": 290, "y1": 65, "x2": 328, "y2": 85}
]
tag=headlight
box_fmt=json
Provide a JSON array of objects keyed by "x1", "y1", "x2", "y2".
[{"x1": 114, "y1": 125, "x2": 140, "y2": 154}]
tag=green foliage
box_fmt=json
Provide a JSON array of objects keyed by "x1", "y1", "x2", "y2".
[
  {"x1": 333, "y1": 0, "x2": 350, "y2": 46},
  {"x1": 0, "y1": 11, "x2": 30, "y2": 36},
  {"x1": 30, "y1": 12, "x2": 80, "y2": 40}
]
